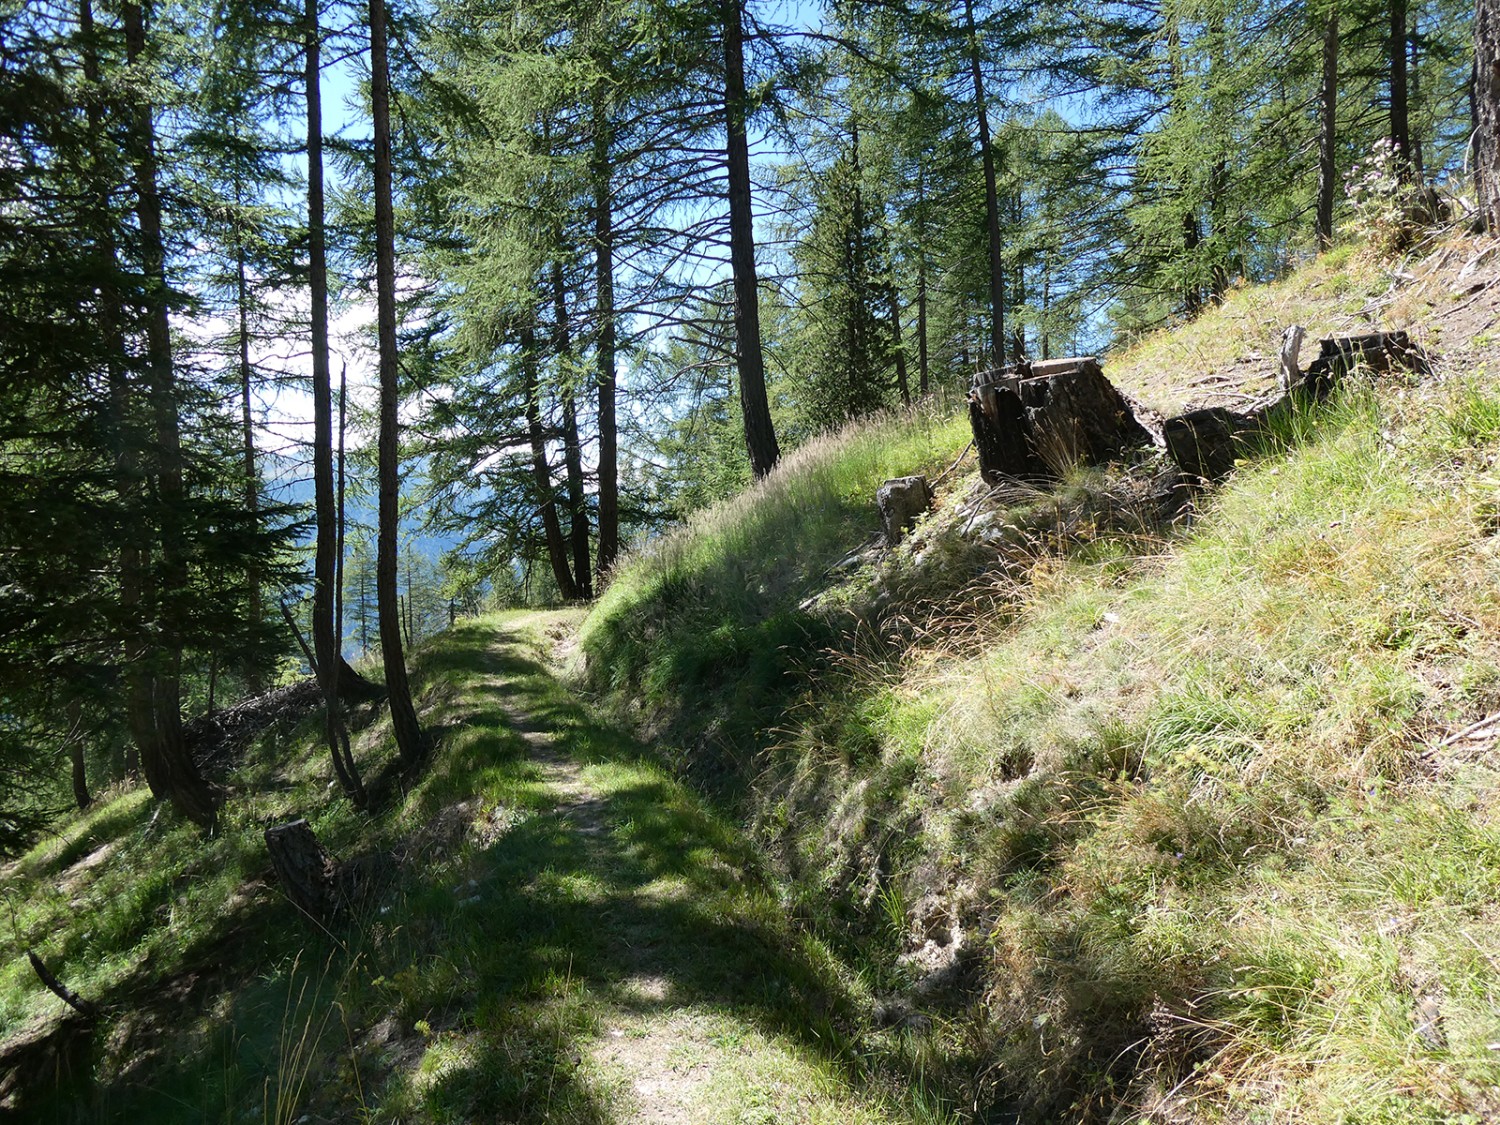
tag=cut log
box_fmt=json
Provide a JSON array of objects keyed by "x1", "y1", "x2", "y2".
[
  {"x1": 969, "y1": 358, "x2": 1152, "y2": 483},
  {"x1": 876, "y1": 476, "x2": 934, "y2": 545},
  {"x1": 1162, "y1": 407, "x2": 1262, "y2": 481},
  {"x1": 265, "y1": 819, "x2": 340, "y2": 922}
]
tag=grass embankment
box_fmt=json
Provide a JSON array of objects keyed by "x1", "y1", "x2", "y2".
[
  {"x1": 583, "y1": 248, "x2": 1500, "y2": 1121},
  {"x1": 583, "y1": 400, "x2": 972, "y2": 784},
  {"x1": 1, "y1": 614, "x2": 947, "y2": 1123}
]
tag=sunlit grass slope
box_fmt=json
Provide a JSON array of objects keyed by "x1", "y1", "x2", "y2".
[
  {"x1": 582, "y1": 401, "x2": 972, "y2": 781},
  {"x1": 584, "y1": 252, "x2": 1500, "y2": 1121}
]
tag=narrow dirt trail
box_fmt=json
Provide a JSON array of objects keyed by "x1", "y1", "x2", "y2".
[{"x1": 459, "y1": 614, "x2": 918, "y2": 1125}]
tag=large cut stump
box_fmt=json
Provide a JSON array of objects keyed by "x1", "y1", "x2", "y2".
[
  {"x1": 970, "y1": 358, "x2": 1152, "y2": 484},
  {"x1": 265, "y1": 819, "x2": 341, "y2": 921},
  {"x1": 877, "y1": 476, "x2": 933, "y2": 545}
]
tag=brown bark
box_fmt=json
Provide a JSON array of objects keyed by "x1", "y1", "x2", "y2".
[
  {"x1": 1478, "y1": 0, "x2": 1500, "y2": 232},
  {"x1": 592, "y1": 89, "x2": 619, "y2": 578},
  {"x1": 371, "y1": 0, "x2": 425, "y2": 766},
  {"x1": 307, "y1": 0, "x2": 364, "y2": 804},
  {"x1": 1316, "y1": 5, "x2": 1339, "y2": 250},
  {"x1": 916, "y1": 170, "x2": 930, "y2": 396},
  {"x1": 723, "y1": 0, "x2": 780, "y2": 478},
  {"x1": 552, "y1": 261, "x2": 594, "y2": 599},
  {"x1": 265, "y1": 819, "x2": 340, "y2": 922},
  {"x1": 1391, "y1": 0, "x2": 1411, "y2": 175},
  {"x1": 236, "y1": 241, "x2": 264, "y2": 694},
  {"x1": 522, "y1": 326, "x2": 579, "y2": 600},
  {"x1": 964, "y1": 0, "x2": 1006, "y2": 370},
  {"x1": 66, "y1": 704, "x2": 90, "y2": 811},
  {"x1": 123, "y1": 2, "x2": 217, "y2": 830}
]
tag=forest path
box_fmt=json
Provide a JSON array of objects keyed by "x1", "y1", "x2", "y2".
[{"x1": 426, "y1": 610, "x2": 919, "y2": 1125}]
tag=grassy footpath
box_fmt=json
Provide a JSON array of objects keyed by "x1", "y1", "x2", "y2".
[{"x1": 1, "y1": 613, "x2": 946, "y2": 1123}]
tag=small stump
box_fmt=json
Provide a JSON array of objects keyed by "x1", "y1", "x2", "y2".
[
  {"x1": 1162, "y1": 407, "x2": 1261, "y2": 481},
  {"x1": 265, "y1": 818, "x2": 340, "y2": 922},
  {"x1": 877, "y1": 476, "x2": 934, "y2": 545}
]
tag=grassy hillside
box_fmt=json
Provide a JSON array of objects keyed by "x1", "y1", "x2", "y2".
[{"x1": 581, "y1": 240, "x2": 1500, "y2": 1122}]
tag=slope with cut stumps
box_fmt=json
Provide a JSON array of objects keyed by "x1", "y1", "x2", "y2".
[{"x1": 581, "y1": 236, "x2": 1500, "y2": 1124}]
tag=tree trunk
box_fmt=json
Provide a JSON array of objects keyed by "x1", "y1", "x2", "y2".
[
  {"x1": 1478, "y1": 0, "x2": 1500, "y2": 232},
  {"x1": 592, "y1": 89, "x2": 619, "y2": 579},
  {"x1": 337, "y1": 363, "x2": 347, "y2": 656},
  {"x1": 1183, "y1": 211, "x2": 1203, "y2": 316},
  {"x1": 307, "y1": 0, "x2": 364, "y2": 805},
  {"x1": 916, "y1": 170, "x2": 930, "y2": 396},
  {"x1": 723, "y1": 0, "x2": 780, "y2": 478},
  {"x1": 552, "y1": 260, "x2": 594, "y2": 599},
  {"x1": 1391, "y1": 0, "x2": 1411, "y2": 175},
  {"x1": 370, "y1": 0, "x2": 425, "y2": 766},
  {"x1": 964, "y1": 0, "x2": 1006, "y2": 370},
  {"x1": 123, "y1": 2, "x2": 217, "y2": 831},
  {"x1": 235, "y1": 237, "x2": 264, "y2": 693},
  {"x1": 970, "y1": 359, "x2": 1152, "y2": 483},
  {"x1": 66, "y1": 704, "x2": 90, "y2": 811},
  {"x1": 522, "y1": 325, "x2": 579, "y2": 600},
  {"x1": 83, "y1": 0, "x2": 137, "y2": 791},
  {"x1": 887, "y1": 282, "x2": 911, "y2": 407},
  {"x1": 1316, "y1": 4, "x2": 1339, "y2": 250}
]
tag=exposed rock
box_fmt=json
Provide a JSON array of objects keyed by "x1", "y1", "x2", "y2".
[{"x1": 876, "y1": 476, "x2": 934, "y2": 545}]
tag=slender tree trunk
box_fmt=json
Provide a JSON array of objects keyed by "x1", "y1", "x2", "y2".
[
  {"x1": 123, "y1": 2, "x2": 217, "y2": 830},
  {"x1": 371, "y1": 0, "x2": 425, "y2": 766},
  {"x1": 1011, "y1": 258, "x2": 1025, "y2": 361},
  {"x1": 963, "y1": 0, "x2": 1006, "y2": 370},
  {"x1": 1316, "y1": 4, "x2": 1339, "y2": 250},
  {"x1": 915, "y1": 168, "x2": 930, "y2": 396},
  {"x1": 1209, "y1": 158, "x2": 1230, "y2": 302},
  {"x1": 723, "y1": 0, "x2": 779, "y2": 478},
  {"x1": 887, "y1": 283, "x2": 911, "y2": 407},
  {"x1": 1478, "y1": 0, "x2": 1500, "y2": 232},
  {"x1": 67, "y1": 704, "x2": 90, "y2": 811},
  {"x1": 83, "y1": 0, "x2": 137, "y2": 787},
  {"x1": 1391, "y1": 0, "x2": 1411, "y2": 176},
  {"x1": 522, "y1": 325, "x2": 579, "y2": 600},
  {"x1": 235, "y1": 237, "x2": 264, "y2": 694},
  {"x1": 337, "y1": 363, "x2": 346, "y2": 657},
  {"x1": 1183, "y1": 211, "x2": 1202, "y2": 316},
  {"x1": 1409, "y1": 14, "x2": 1424, "y2": 178},
  {"x1": 592, "y1": 90, "x2": 619, "y2": 578},
  {"x1": 1040, "y1": 255, "x2": 1051, "y2": 360},
  {"x1": 552, "y1": 261, "x2": 594, "y2": 599},
  {"x1": 307, "y1": 0, "x2": 364, "y2": 804}
]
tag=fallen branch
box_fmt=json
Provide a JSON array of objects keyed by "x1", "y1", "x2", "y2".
[
  {"x1": 26, "y1": 950, "x2": 96, "y2": 1019},
  {"x1": 1437, "y1": 710, "x2": 1500, "y2": 748}
]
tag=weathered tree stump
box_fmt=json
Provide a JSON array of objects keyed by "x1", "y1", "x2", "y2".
[
  {"x1": 969, "y1": 358, "x2": 1152, "y2": 483},
  {"x1": 1300, "y1": 331, "x2": 1427, "y2": 398},
  {"x1": 968, "y1": 378, "x2": 1045, "y2": 480},
  {"x1": 265, "y1": 819, "x2": 340, "y2": 922},
  {"x1": 877, "y1": 476, "x2": 934, "y2": 545},
  {"x1": 1163, "y1": 408, "x2": 1253, "y2": 482}
]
